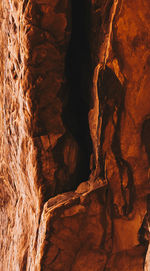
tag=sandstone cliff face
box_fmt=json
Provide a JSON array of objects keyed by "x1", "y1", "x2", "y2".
[{"x1": 1, "y1": 0, "x2": 150, "y2": 270}]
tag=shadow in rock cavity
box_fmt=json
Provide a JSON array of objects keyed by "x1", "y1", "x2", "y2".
[{"x1": 62, "y1": 0, "x2": 93, "y2": 189}]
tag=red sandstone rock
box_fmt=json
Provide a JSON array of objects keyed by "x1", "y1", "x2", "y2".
[{"x1": 1, "y1": 0, "x2": 150, "y2": 270}]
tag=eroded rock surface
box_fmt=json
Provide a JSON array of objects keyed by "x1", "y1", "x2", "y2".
[{"x1": 1, "y1": 0, "x2": 150, "y2": 270}]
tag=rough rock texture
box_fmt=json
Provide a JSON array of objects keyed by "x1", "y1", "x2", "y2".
[{"x1": 1, "y1": 0, "x2": 150, "y2": 270}]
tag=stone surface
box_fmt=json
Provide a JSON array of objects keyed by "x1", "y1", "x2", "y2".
[
  {"x1": 1, "y1": 0, "x2": 150, "y2": 270},
  {"x1": 36, "y1": 180, "x2": 108, "y2": 271},
  {"x1": 105, "y1": 245, "x2": 146, "y2": 271}
]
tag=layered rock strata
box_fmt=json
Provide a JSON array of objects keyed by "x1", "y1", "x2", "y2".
[{"x1": 1, "y1": 0, "x2": 150, "y2": 270}]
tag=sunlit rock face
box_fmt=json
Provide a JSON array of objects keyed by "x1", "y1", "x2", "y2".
[
  {"x1": 1, "y1": 0, "x2": 150, "y2": 270},
  {"x1": 0, "y1": 1, "x2": 41, "y2": 270}
]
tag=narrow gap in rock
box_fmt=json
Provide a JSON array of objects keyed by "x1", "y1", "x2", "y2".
[
  {"x1": 21, "y1": 249, "x2": 28, "y2": 271},
  {"x1": 62, "y1": 0, "x2": 93, "y2": 190}
]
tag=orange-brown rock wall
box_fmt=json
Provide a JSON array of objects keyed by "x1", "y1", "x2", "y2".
[
  {"x1": 1, "y1": 0, "x2": 150, "y2": 270},
  {"x1": 0, "y1": 1, "x2": 41, "y2": 270}
]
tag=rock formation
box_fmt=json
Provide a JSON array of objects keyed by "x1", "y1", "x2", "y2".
[{"x1": 1, "y1": 0, "x2": 150, "y2": 270}]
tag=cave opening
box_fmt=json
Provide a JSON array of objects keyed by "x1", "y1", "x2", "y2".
[{"x1": 62, "y1": 0, "x2": 93, "y2": 189}]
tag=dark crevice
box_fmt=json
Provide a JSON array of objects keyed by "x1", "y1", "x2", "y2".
[
  {"x1": 21, "y1": 249, "x2": 28, "y2": 271},
  {"x1": 22, "y1": 0, "x2": 29, "y2": 14},
  {"x1": 138, "y1": 215, "x2": 149, "y2": 246},
  {"x1": 62, "y1": 0, "x2": 93, "y2": 189},
  {"x1": 53, "y1": 133, "x2": 91, "y2": 193}
]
